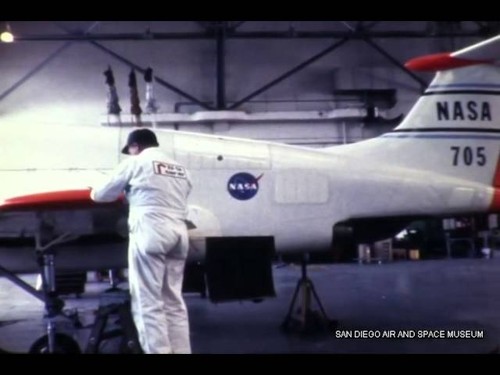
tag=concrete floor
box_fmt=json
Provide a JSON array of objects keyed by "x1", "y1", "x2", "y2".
[{"x1": 1, "y1": 257, "x2": 500, "y2": 354}]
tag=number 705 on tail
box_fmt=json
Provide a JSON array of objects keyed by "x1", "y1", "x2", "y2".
[{"x1": 450, "y1": 146, "x2": 486, "y2": 167}]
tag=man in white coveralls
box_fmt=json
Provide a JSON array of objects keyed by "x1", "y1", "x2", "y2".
[{"x1": 91, "y1": 128, "x2": 192, "y2": 354}]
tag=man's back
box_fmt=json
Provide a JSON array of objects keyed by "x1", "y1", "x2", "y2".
[{"x1": 126, "y1": 147, "x2": 192, "y2": 219}]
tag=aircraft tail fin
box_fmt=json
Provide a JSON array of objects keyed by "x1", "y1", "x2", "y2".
[
  {"x1": 398, "y1": 34, "x2": 500, "y2": 133},
  {"x1": 342, "y1": 35, "x2": 500, "y2": 211}
]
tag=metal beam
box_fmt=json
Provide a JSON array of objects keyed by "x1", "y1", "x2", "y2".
[
  {"x1": 229, "y1": 21, "x2": 246, "y2": 31},
  {"x1": 362, "y1": 21, "x2": 380, "y2": 31},
  {"x1": 216, "y1": 23, "x2": 227, "y2": 110},
  {"x1": 12, "y1": 30, "x2": 489, "y2": 42},
  {"x1": 361, "y1": 36, "x2": 428, "y2": 91},
  {"x1": 0, "y1": 263, "x2": 45, "y2": 303},
  {"x1": 473, "y1": 21, "x2": 488, "y2": 29},
  {"x1": 0, "y1": 42, "x2": 72, "y2": 102},
  {"x1": 0, "y1": 22, "x2": 100, "y2": 103},
  {"x1": 195, "y1": 21, "x2": 210, "y2": 32},
  {"x1": 53, "y1": 22, "x2": 212, "y2": 110},
  {"x1": 228, "y1": 37, "x2": 351, "y2": 110},
  {"x1": 339, "y1": 21, "x2": 428, "y2": 90}
]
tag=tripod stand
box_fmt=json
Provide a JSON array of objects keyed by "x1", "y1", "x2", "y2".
[{"x1": 281, "y1": 254, "x2": 337, "y2": 335}]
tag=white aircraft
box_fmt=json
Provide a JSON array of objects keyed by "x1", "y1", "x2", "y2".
[{"x1": 1, "y1": 34, "x2": 500, "y2": 352}]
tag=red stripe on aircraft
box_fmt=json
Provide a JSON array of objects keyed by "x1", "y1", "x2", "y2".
[
  {"x1": 490, "y1": 189, "x2": 500, "y2": 212},
  {"x1": 489, "y1": 157, "x2": 500, "y2": 211},
  {"x1": 405, "y1": 52, "x2": 492, "y2": 72},
  {"x1": 0, "y1": 189, "x2": 124, "y2": 211}
]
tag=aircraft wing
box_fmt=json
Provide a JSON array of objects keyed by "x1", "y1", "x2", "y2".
[
  {"x1": 0, "y1": 188, "x2": 129, "y2": 275},
  {"x1": 0, "y1": 189, "x2": 197, "y2": 229},
  {"x1": 0, "y1": 189, "x2": 125, "y2": 212}
]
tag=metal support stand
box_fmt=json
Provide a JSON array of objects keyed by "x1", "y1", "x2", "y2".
[
  {"x1": 85, "y1": 290, "x2": 142, "y2": 354},
  {"x1": 281, "y1": 254, "x2": 337, "y2": 335}
]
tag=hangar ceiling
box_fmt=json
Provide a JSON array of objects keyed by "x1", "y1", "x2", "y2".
[
  {"x1": 1, "y1": 21, "x2": 498, "y2": 146},
  {"x1": 2, "y1": 21, "x2": 498, "y2": 112},
  {"x1": 6, "y1": 21, "x2": 500, "y2": 41}
]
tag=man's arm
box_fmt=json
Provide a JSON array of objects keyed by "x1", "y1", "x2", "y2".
[{"x1": 90, "y1": 158, "x2": 134, "y2": 202}]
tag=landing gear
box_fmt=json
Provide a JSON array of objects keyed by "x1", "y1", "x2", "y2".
[
  {"x1": 30, "y1": 220, "x2": 82, "y2": 354},
  {"x1": 281, "y1": 254, "x2": 337, "y2": 335},
  {"x1": 29, "y1": 332, "x2": 81, "y2": 354}
]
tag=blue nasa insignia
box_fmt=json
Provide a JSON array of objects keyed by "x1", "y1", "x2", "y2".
[{"x1": 227, "y1": 172, "x2": 263, "y2": 200}]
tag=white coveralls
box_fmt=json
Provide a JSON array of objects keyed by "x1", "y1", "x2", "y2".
[{"x1": 91, "y1": 147, "x2": 192, "y2": 354}]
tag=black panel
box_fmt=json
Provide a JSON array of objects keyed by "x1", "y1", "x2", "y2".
[
  {"x1": 182, "y1": 262, "x2": 206, "y2": 296},
  {"x1": 205, "y1": 237, "x2": 275, "y2": 303}
]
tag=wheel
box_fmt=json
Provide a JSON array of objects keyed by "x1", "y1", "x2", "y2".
[{"x1": 29, "y1": 333, "x2": 81, "y2": 354}]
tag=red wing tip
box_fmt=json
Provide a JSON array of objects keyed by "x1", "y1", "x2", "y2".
[
  {"x1": 405, "y1": 52, "x2": 492, "y2": 72},
  {"x1": 0, "y1": 189, "x2": 124, "y2": 211},
  {"x1": 1, "y1": 189, "x2": 91, "y2": 208}
]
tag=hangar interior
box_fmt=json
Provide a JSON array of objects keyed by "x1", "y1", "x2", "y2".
[
  {"x1": 1, "y1": 21, "x2": 500, "y2": 354},
  {"x1": 2, "y1": 21, "x2": 496, "y2": 144}
]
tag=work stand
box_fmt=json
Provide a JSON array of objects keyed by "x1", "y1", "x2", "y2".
[
  {"x1": 281, "y1": 254, "x2": 337, "y2": 335},
  {"x1": 85, "y1": 289, "x2": 142, "y2": 354},
  {"x1": 0, "y1": 216, "x2": 140, "y2": 354}
]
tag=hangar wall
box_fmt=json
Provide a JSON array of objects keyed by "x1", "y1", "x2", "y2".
[{"x1": 0, "y1": 21, "x2": 484, "y2": 165}]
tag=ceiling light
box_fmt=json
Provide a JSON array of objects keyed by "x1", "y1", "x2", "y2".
[{"x1": 1, "y1": 23, "x2": 14, "y2": 43}]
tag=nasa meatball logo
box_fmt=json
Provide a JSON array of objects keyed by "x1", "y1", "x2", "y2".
[{"x1": 227, "y1": 173, "x2": 263, "y2": 200}]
